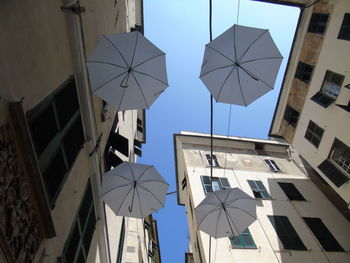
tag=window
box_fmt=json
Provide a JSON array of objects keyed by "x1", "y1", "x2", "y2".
[
  {"x1": 283, "y1": 105, "x2": 300, "y2": 127},
  {"x1": 109, "y1": 132, "x2": 129, "y2": 157},
  {"x1": 338, "y1": 13, "x2": 350, "y2": 40},
  {"x1": 137, "y1": 118, "x2": 144, "y2": 132},
  {"x1": 27, "y1": 76, "x2": 84, "y2": 206},
  {"x1": 268, "y1": 215, "x2": 307, "y2": 251},
  {"x1": 200, "y1": 176, "x2": 230, "y2": 194},
  {"x1": 264, "y1": 159, "x2": 281, "y2": 172},
  {"x1": 305, "y1": 120, "x2": 324, "y2": 148},
  {"x1": 330, "y1": 138, "x2": 350, "y2": 176},
  {"x1": 206, "y1": 154, "x2": 220, "y2": 167},
  {"x1": 303, "y1": 217, "x2": 343, "y2": 251},
  {"x1": 62, "y1": 181, "x2": 96, "y2": 263},
  {"x1": 295, "y1": 61, "x2": 313, "y2": 83},
  {"x1": 318, "y1": 138, "x2": 350, "y2": 187},
  {"x1": 278, "y1": 182, "x2": 305, "y2": 201},
  {"x1": 229, "y1": 228, "x2": 256, "y2": 249},
  {"x1": 308, "y1": 13, "x2": 329, "y2": 34},
  {"x1": 134, "y1": 139, "x2": 142, "y2": 157},
  {"x1": 322, "y1": 71, "x2": 344, "y2": 98},
  {"x1": 247, "y1": 180, "x2": 271, "y2": 199}
]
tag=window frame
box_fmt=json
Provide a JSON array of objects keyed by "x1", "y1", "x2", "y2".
[
  {"x1": 229, "y1": 228, "x2": 257, "y2": 249},
  {"x1": 268, "y1": 215, "x2": 307, "y2": 251},
  {"x1": 205, "y1": 154, "x2": 220, "y2": 167},
  {"x1": 305, "y1": 120, "x2": 324, "y2": 148},
  {"x1": 329, "y1": 138, "x2": 350, "y2": 176},
  {"x1": 247, "y1": 180, "x2": 271, "y2": 199},
  {"x1": 295, "y1": 61, "x2": 313, "y2": 84},
  {"x1": 338, "y1": 13, "x2": 350, "y2": 41},
  {"x1": 307, "y1": 13, "x2": 329, "y2": 35},
  {"x1": 27, "y1": 76, "x2": 85, "y2": 207},
  {"x1": 201, "y1": 175, "x2": 231, "y2": 194},
  {"x1": 303, "y1": 217, "x2": 344, "y2": 252},
  {"x1": 61, "y1": 180, "x2": 97, "y2": 263},
  {"x1": 278, "y1": 182, "x2": 305, "y2": 201},
  {"x1": 264, "y1": 159, "x2": 281, "y2": 173},
  {"x1": 283, "y1": 105, "x2": 300, "y2": 127}
]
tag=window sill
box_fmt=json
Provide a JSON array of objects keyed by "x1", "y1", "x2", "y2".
[{"x1": 231, "y1": 246, "x2": 258, "y2": 250}]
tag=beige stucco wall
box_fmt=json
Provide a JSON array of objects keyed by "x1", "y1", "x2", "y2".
[
  {"x1": 0, "y1": 0, "x2": 144, "y2": 262},
  {"x1": 291, "y1": 0, "x2": 350, "y2": 204},
  {"x1": 177, "y1": 135, "x2": 350, "y2": 263}
]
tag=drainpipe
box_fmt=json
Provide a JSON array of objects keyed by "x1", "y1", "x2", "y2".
[{"x1": 61, "y1": 1, "x2": 111, "y2": 262}]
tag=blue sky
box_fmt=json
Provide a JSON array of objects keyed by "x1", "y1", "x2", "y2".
[{"x1": 140, "y1": 0, "x2": 300, "y2": 262}]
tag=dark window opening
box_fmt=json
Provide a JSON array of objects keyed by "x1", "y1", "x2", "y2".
[
  {"x1": 303, "y1": 217, "x2": 343, "y2": 251},
  {"x1": 278, "y1": 182, "x2": 305, "y2": 201},
  {"x1": 305, "y1": 120, "x2": 324, "y2": 148},
  {"x1": 338, "y1": 13, "x2": 350, "y2": 40},
  {"x1": 283, "y1": 105, "x2": 300, "y2": 127},
  {"x1": 116, "y1": 218, "x2": 125, "y2": 263},
  {"x1": 308, "y1": 13, "x2": 329, "y2": 34},
  {"x1": 268, "y1": 215, "x2": 307, "y2": 250},
  {"x1": 295, "y1": 62, "x2": 313, "y2": 83},
  {"x1": 182, "y1": 177, "x2": 187, "y2": 190},
  {"x1": 109, "y1": 132, "x2": 129, "y2": 157},
  {"x1": 318, "y1": 159, "x2": 349, "y2": 187}
]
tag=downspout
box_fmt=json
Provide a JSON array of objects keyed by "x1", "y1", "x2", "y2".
[{"x1": 61, "y1": 1, "x2": 111, "y2": 262}]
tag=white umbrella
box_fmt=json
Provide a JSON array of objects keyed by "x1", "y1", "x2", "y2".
[
  {"x1": 200, "y1": 24, "x2": 283, "y2": 106},
  {"x1": 100, "y1": 162, "x2": 168, "y2": 219},
  {"x1": 195, "y1": 188, "x2": 256, "y2": 238},
  {"x1": 87, "y1": 31, "x2": 168, "y2": 111}
]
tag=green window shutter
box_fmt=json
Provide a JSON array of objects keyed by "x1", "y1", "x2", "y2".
[
  {"x1": 303, "y1": 217, "x2": 343, "y2": 251},
  {"x1": 219, "y1": 177, "x2": 231, "y2": 189},
  {"x1": 248, "y1": 180, "x2": 271, "y2": 199},
  {"x1": 268, "y1": 216, "x2": 307, "y2": 250},
  {"x1": 201, "y1": 176, "x2": 212, "y2": 194},
  {"x1": 229, "y1": 228, "x2": 256, "y2": 249}
]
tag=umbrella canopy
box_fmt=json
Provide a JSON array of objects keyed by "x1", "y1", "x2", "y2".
[
  {"x1": 200, "y1": 24, "x2": 283, "y2": 106},
  {"x1": 100, "y1": 162, "x2": 168, "y2": 219},
  {"x1": 195, "y1": 188, "x2": 256, "y2": 239},
  {"x1": 87, "y1": 31, "x2": 168, "y2": 111}
]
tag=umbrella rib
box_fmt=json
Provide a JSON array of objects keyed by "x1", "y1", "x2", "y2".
[
  {"x1": 225, "y1": 205, "x2": 257, "y2": 221},
  {"x1": 240, "y1": 56, "x2": 283, "y2": 65},
  {"x1": 236, "y1": 67, "x2": 248, "y2": 106},
  {"x1": 239, "y1": 66, "x2": 274, "y2": 90},
  {"x1": 197, "y1": 207, "x2": 222, "y2": 228},
  {"x1": 127, "y1": 162, "x2": 136, "y2": 181},
  {"x1": 103, "y1": 35, "x2": 130, "y2": 68},
  {"x1": 216, "y1": 66, "x2": 235, "y2": 102},
  {"x1": 135, "y1": 184, "x2": 144, "y2": 218},
  {"x1": 224, "y1": 208, "x2": 240, "y2": 236},
  {"x1": 86, "y1": 60, "x2": 128, "y2": 70},
  {"x1": 132, "y1": 53, "x2": 165, "y2": 70},
  {"x1": 130, "y1": 32, "x2": 139, "y2": 68},
  {"x1": 205, "y1": 45, "x2": 235, "y2": 65},
  {"x1": 114, "y1": 186, "x2": 134, "y2": 216},
  {"x1": 99, "y1": 182, "x2": 133, "y2": 198},
  {"x1": 233, "y1": 24, "x2": 238, "y2": 62},
  {"x1": 133, "y1": 70, "x2": 169, "y2": 86},
  {"x1": 138, "y1": 179, "x2": 169, "y2": 186},
  {"x1": 92, "y1": 71, "x2": 128, "y2": 94},
  {"x1": 222, "y1": 189, "x2": 232, "y2": 204},
  {"x1": 238, "y1": 30, "x2": 268, "y2": 62},
  {"x1": 199, "y1": 64, "x2": 234, "y2": 78},
  {"x1": 131, "y1": 71, "x2": 150, "y2": 109},
  {"x1": 116, "y1": 85, "x2": 127, "y2": 112},
  {"x1": 135, "y1": 165, "x2": 153, "y2": 181},
  {"x1": 138, "y1": 184, "x2": 165, "y2": 208},
  {"x1": 214, "y1": 207, "x2": 223, "y2": 238}
]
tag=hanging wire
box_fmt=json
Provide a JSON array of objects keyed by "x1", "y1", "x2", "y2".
[{"x1": 209, "y1": 0, "x2": 213, "y2": 261}]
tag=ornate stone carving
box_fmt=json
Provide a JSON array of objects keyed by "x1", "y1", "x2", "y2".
[{"x1": 0, "y1": 121, "x2": 42, "y2": 262}]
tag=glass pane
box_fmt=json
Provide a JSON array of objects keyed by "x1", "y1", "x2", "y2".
[
  {"x1": 202, "y1": 176, "x2": 211, "y2": 185},
  {"x1": 212, "y1": 180, "x2": 221, "y2": 191},
  {"x1": 255, "y1": 181, "x2": 265, "y2": 190}
]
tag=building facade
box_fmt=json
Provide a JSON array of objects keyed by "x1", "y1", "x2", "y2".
[
  {"x1": 0, "y1": 0, "x2": 160, "y2": 262},
  {"x1": 267, "y1": 0, "x2": 350, "y2": 217},
  {"x1": 174, "y1": 132, "x2": 350, "y2": 263}
]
